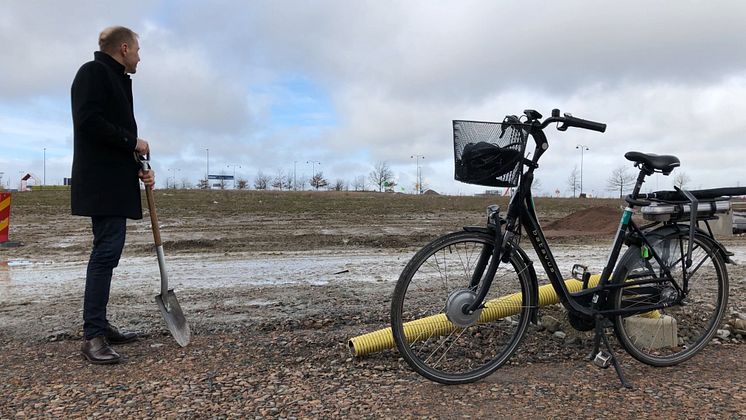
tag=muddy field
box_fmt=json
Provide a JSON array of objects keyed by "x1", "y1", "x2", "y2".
[{"x1": 1, "y1": 189, "x2": 745, "y2": 417}]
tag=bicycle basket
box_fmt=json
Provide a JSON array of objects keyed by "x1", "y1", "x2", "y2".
[{"x1": 453, "y1": 119, "x2": 529, "y2": 187}]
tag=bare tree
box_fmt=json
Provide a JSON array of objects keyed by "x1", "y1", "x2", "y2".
[
  {"x1": 352, "y1": 175, "x2": 367, "y2": 191},
  {"x1": 197, "y1": 178, "x2": 209, "y2": 190},
  {"x1": 254, "y1": 171, "x2": 270, "y2": 190},
  {"x1": 369, "y1": 161, "x2": 394, "y2": 192},
  {"x1": 297, "y1": 174, "x2": 308, "y2": 191},
  {"x1": 272, "y1": 169, "x2": 288, "y2": 190},
  {"x1": 284, "y1": 172, "x2": 294, "y2": 190},
  {"x1": 607, "y1": 165, "x2": 636, "y2": 198},
  {"x1": 333, "y1": 178, "x2": 348, "y2": 191},
  {"x1": 567, "y1": 165, "x2": 580, "y2": 198},
  {"x1": 673, "y1": 171, "x2": 691, "y2": 189},
  {"x1": 180, "y1": 178, "x2": 194, "y2": 189},
  {"x1": 236, "y1": 178, "x2": 249, "y2": 190},
  {"x1": 532, "y1": 177, "x2": 543, "y2": 195},
  {"x1": 218, "y1": 177, "x2": 227, "y2": 190},
  {"x1": 310, "y1": 171, "x2": 328, "y2": 190}
]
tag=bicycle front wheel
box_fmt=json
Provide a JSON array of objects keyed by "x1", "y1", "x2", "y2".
[
  {"x1": 390, "y1": 230, "x2": 533, "y2": 385},
  {"x1": 612, "y1": 230, "x2": 728, "y2": 367}
]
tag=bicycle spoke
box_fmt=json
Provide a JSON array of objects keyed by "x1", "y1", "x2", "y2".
[
  {"x1": 615, "y1": 233, "x2": 727, "y2": 367},
  {"x1": 425, "y1": 327, "x2": 468, "y2": 368},
  {"x1": 392, "y1": 231, "x2": 531, "y2": 384}
]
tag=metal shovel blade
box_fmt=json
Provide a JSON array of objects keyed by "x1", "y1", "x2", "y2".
[{"x1": 156, "y1": 290, "x2": 191, "y2": 347}]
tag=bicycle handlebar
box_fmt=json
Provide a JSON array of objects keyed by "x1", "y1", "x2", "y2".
[
  {"x1": 560, "y1": 115, "x2": 607, "y2": 133},
  {"x1": 537, "y1": 109, "x2": 606, "y2": 133}
]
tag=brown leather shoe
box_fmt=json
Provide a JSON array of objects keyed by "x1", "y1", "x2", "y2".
[
  {"x1": 81, "y1": 336, "x2": 121, "y2": 365},
  {"x1": 105, "y1": 324, "x2": 138, "y2": 345}
]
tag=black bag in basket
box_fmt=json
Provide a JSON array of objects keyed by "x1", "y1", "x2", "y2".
[{"x1": 456, "y1": 141, "x2": 523, "y2": 186}]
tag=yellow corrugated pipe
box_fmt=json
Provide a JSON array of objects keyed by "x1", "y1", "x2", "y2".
[{"x1": 348, "y1": 274, "x2": 660, "y2": 357}]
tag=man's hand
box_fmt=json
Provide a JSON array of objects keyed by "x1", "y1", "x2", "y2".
[
  {"x1": 139, "y1": 169, "x2": 155, "y2": 189},
  {"x1": 135, "y1": 138, "x2": 150, "y2": 156}
]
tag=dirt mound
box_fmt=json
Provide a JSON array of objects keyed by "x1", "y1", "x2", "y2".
[{"x1": 544, "y1": 206, "x2": 621, "y2": 234}]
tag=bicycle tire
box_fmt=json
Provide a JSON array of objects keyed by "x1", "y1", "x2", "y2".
[
  {"x1": 391, "y1": 230, "x2": 533, "y2": 384},
  {"x1": 611, "y1": 229, "x2": 728, "y2": 367}
]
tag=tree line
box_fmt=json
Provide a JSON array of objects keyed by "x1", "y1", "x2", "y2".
[
  {"x1": 566, "y1": 165, "x2": 691, "y2": 198},
  {"x1": 169, "y1": 161, "x2": 410, "y2": 192}
]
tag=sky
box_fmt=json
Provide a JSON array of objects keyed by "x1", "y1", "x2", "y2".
[{"x1": 2, "y1": 0, "x2": 746, "y2": 196}]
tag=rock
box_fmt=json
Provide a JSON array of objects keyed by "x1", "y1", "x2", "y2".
[
  {"x1": 716, "y1": 329, "x2": 730, "y2": 340},
  {"x1": 541, "y1": 315, "x2": 561, "y2": 333},
  {"x1": 564, "y1": 336, "x2": 582, "y2": 346},
  {"x1": 553, "y1": 331, "x2": 567, "y2": 340},
  {"x1": 732, "y1": 319, "x2": 746, "y2": 330},
  {"x1": 47, "y1": 330, "x2": 72, "y2": 342}
]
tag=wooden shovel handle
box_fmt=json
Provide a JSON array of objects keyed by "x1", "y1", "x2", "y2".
[
  {"x1": 137, "y1": 152, "x2": 162, "y2": 247},
  {"x1": 145, "y1": 185, "x2": 162, "y2": 247}
]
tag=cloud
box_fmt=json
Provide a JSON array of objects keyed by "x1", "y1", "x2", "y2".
[
  {"x1": 136, "y1": 23, "x2": 254, "y2": 139},
  {"x1": 2, "y1": 1, "x2": 746, "y2": 193}
]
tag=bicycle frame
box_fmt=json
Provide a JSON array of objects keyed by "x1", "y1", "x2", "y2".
[
  {"x1": 467, "y1": 123, "x2": 688, "y2": 320},
  {"x1": 517, "y1": 182, "x2": 680, "y2": 318}
]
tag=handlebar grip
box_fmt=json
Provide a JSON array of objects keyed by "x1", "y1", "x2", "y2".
[{"x1": 564, "y1": 115, "x2": 606, "y2": 133}]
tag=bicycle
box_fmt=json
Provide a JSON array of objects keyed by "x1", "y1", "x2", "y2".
[{"x1": 390, "y1": 109, "x2": 743, "y2": 387}]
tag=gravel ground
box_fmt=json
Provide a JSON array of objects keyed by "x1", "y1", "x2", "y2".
[
  {"x1": 1, "y1": 191, "x2": 745, "y2": 417},
  {"x1": 2, "y1": 267, "x2": 745, "y2": 418},
  {"x1": 2, "y1": 331, "x2": 745, "y2": 418}
]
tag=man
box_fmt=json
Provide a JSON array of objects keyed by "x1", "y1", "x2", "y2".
[{"x1": 71, "y1": 26, "x2": 154, "y2": 364}]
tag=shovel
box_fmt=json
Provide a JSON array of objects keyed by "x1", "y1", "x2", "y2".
[{"x1": 139, "y1": 154, "x2": 191, "y2": 347}]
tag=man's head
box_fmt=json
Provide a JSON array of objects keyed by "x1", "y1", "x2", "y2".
[{"x1": 98, "y1": 26, "x2": 140, "y2": 74}]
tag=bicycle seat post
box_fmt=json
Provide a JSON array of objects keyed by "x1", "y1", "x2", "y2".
[{"x1": 630, "y1": 167, "x2": 649, "y2": 200}]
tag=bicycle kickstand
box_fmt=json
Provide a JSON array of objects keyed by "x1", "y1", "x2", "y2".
[{"x1": 590, "y1": 315, "x2": 633, "y2": 389}]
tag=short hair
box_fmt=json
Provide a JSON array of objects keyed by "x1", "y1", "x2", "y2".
[{"x1": 98, "y1": 26, "x2": 138, "y2": 53}]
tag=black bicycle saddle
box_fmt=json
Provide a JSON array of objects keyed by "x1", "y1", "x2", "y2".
[{"x1": 624, "y1": 151, "x2": 680, "y2": 175}]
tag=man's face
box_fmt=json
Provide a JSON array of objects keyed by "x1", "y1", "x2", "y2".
[{"x1": 122, "y1": 39, "x2": 140, "y2": 74}]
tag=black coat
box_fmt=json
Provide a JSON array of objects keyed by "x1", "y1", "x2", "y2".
[{"x1": 71, "y1": 51, "x2": 142, "y2": 219}]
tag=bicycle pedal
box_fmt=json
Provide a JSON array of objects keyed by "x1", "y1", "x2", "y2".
[
  {"x1": 593, "y1": 351, "x2": 612, "y2": 369},
  {"x1": 571, "y1": 264, "x2": 588, "y2": 281}
]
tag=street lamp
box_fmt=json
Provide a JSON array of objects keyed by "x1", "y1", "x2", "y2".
[
  {"x1": 205, "y1": 149, "x2": 210, "y2": 184},
  {"x1": 293, "y1": 161, "x2": 298, "y2": 191},
  {"x1": 43, "y1": 147, "x2": 46, "y2": 189},
  {"x1": 411, "y1": 154, "x2": 425, "y2": 194},
  {"x1": 576, "y1": 144, "x2": 589, "y2": 197},
  {"x1": 167, "y1": 168, "x2": 181, "y2": 189},
  {"x1": 307, "y1": 160, "x2": 321, "y2": 189},
  {"x1": 226, "y1": 164, "x2": 241, "y2": 189}
]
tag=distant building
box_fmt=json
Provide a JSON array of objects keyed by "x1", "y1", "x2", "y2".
[{"x1": 19, "y1": 173, "x2": 41, "y2": 192}]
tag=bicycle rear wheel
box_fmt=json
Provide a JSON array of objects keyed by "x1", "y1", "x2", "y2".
[
  {"x1": 390, "y1": 230, "x2": 532, "y2": 384},
  {"x1": 612, "y1": 230, "x2": 728, "y2": 366}
]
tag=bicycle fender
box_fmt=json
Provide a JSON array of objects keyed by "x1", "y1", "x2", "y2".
[
  {"x1": 644, "y1": 224, "x2": 735, "y2": 264},
  {"x1": 463, "y1": 226, "x2": 495, "y2": 234},
  {"x1": 462, "y1": 226, "x2": 540, "y2": 324}
]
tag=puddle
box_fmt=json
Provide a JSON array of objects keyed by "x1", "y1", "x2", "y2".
[
  {"x1": 2, "y1": 244, "x2": 745, "y2": 303},
  {"x1": 0, "y1": 251, "x2": 408, "y2": 303},
  {"x1": 6, "y1": 260, "x2": 34, "y2": 267}
]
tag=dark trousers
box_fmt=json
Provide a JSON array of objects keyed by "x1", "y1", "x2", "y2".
[{"x1": 84, "y1": 216, "x2": 126, "y2": 339}]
